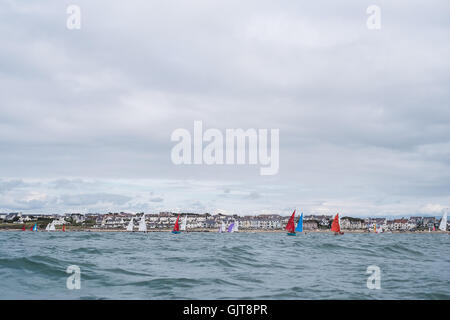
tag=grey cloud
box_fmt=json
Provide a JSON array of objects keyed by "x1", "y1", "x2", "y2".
[
  {"x1": 245, "y1": 192, "x2": 261, "y2": 200},
  {"x1": 59, "y1": 193, "x2": 132, "y2": 206},
  {"x1": 0, "y1": 1, "x2": 449, "y2": 215},
  {"x1": 149, "y1": 196, "x2": 164, "y2": 203},
  {"x1": 0, "y1": 179, "x2": 28, "y2": 193}
]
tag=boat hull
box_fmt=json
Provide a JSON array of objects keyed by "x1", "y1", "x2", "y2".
[
  {"x1": 171, "y1": 231, "x2": 181, "y2": 234},
  {"x1": 287, "y1": 232, "x2": 296, "y2": 236}
]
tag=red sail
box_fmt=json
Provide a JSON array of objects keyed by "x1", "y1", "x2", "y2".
[
  {"x1": 22, "y1": 225, "x2": 26, "y2": 231},
  {"x1": 285, "y1": 210, "x2": 296, "y2": 233},
  {"x1": 62, "y1": 225, "x2": 65, "y2": 232},
  {"x1": 331, "y1": 214, "x2": 340, "y2": 233},
  {"x1": 173, "y1": 214, "x2": 180, "y2": 232}
]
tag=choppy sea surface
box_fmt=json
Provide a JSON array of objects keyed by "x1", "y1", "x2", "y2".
[{"x1": 0, "y1": 231, "x2": 449, "y2": 299}]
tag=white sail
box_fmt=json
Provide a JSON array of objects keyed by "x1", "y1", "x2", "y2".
[
  {"x1": 126, "y1": 218, "x2": 134, "y2": 231},
  {"x1": 221, "y1": 222, "x2": 226, "y2": 233},
  {"x1": 49, "y1": 221, "x2": 56, "y2": 231},
  {"x1": 232, "y1": 221, "x2": 239, "y2": 232},
  {"x1": 439, "y1": 212, "x2": 447, "y2": 231},
  {"x1": 138, "y1": 215, "x2": 147, "y2": 232},
  {"x1": 180, "y1": 215, "x2": 187, "y2": 231},
  {"x1": 45, "y1": 223, "x2": 50, "y2": 231}
]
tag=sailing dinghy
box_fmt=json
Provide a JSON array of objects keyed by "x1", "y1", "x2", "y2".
[
  {"x1": 331, "y1": 213, "x2": 344, "y2": 235},
  {"x1": 227, "y1": 222, "x2": 235, "y2": 233},
  {"x1": 295, "y1": 212, "x2": 303, "y2": 233},
  {"x1": 233, "y1": 221, "x2": 239, "y2": 232},
  {"x1": 180, "y1": 215, "x2": 187, "y2": 232},
  {"x1": 172, "y1": 214, "x2": 181, "y2": 234},
  {"x1": 439, "y1": 212, "x2": 447, "y2": 231},
  {"x1": 285, "y1": 210, "x2": 296, "y2": 236},
  {"x1": 138, "y1": 215, "x2": 147, "y2": 232},
  {"x1": 126, "y1": 218, "x2": 134, "y2": 232}
]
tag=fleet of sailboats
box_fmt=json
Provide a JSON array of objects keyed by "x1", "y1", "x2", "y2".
[
  {"x1": 45, "y1": 221, "x2": 56, "y2": 232},
  {"x1": 376, "y1": 225, "x2": 383, "y2": 234},
  {"x1": 18, "y1": 211, "x2": 450, "y2": 234}
]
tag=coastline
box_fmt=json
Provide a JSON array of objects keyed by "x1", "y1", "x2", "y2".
[{"x1": 0, "y1": 227, "x2": 447, "y2": 234}]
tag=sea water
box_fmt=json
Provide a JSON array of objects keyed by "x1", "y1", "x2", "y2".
[{"x1": 0, "y1": 232, "x2": 449, "y2": 299}]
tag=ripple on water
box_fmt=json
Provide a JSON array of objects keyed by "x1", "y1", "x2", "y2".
[{"x1": 0, "y1": 232, "x2": 449, "y2": 299}]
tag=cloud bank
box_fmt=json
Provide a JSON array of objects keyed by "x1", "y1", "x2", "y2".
[{"x1": 0, "y1": 1, "x2": 449, "y2": 216}]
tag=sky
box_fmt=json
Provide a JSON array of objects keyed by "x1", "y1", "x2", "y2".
[{"x1": 0, "y1": 0, "x2": 449, "y2": 216}]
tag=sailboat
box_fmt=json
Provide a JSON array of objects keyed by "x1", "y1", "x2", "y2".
[
  {"x1": 218, "y1": 221, "x2": 226, "y2": 233},
  {"x1": 48, "y1": 221, "x2": 56, "y2": 231},
  {"x1": 227, "y1": 222, "x2": 235, "y2": 233},
  {"x1": 126, "y1": 218, "x2": 134, "y2": 232},
  {"x1": 62, "y1": 224, "x2": 66, "y2": 232},
  {"x1": 138, "y1": 215, "x2": 147, "y2": 232},
  {"x1": 295, "y1": 212, "x2": 303, "y2": 233},
  {"x1": 22, "y1": 225, "x2": 26, "y2": 231},
  {"x1": 45, "y1": 223, "x2": 50, "y2": 231},
  {"x1": 285, "y1": 210, "x2": 296, "y2": 236},
  {"x1": 232, "y1": 221, "x2": 239, "y2": 232},
  {"x1": 180, "y1": 215, "x2": 187, "y2": 232},
  {"x1": 439, "y1": 212, "x2": 447, "y2": 231},
  {"x1": 30, "y1": 223, "x2": 37, "y2": 232},
  {"x1": 172, "y1": 214, "x2": 181, "y2": 234},
  {"x1": 331, "y1": 213, "x2": 344, "y2": 235}
]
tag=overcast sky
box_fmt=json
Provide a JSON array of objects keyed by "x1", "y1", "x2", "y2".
[{"x1": 0, "y1": 0, "x2": 449, "y2": 216}]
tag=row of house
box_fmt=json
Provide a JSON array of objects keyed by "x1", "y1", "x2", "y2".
[{"x1": 1, "y1": 212, "x2": 448, "y2": 231}]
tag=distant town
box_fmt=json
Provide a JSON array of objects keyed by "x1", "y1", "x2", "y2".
[{"x1": 0, "y1": 211, "x2": 448, "y2": 232}]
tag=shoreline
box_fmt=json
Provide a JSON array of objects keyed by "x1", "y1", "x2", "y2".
[{"x1": 0, "y1": 228, "x2": 447, "y2": 234}]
